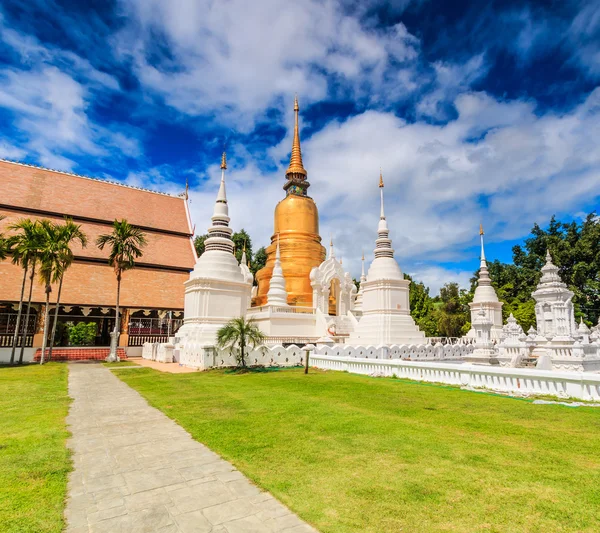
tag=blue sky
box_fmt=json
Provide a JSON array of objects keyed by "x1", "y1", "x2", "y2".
[{"x1": 0, "y1": 0, "x2": 599, "y2": 293}]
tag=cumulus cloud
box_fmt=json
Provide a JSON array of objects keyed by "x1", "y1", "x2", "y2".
[{"x1": 113, "y1": 0, "x2": 421, "y2": 129}]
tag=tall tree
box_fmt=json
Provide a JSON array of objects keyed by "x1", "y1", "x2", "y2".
[
  {"x1": 232, "y1": 229, "x2": 253, "y2": 264},
  {"x1": 97, "y1": 220, "x2": 147, "y2": 362},
  {"x1": 434, "y1": 282, "x2": 471, "y2": 337},
  {"x1": 406, "y1": 274, "x2": 438, "y2": 336},
  {"x1": 37, "y1": 220, "x2": 62, "y2": 365},
  {"x1": 47, "y1": 219, "x2": 87, "y2": 361},
  {"x1": 6, "y1": 219, "x2": 43, "y2": 364},
  {"x1": 0, "y1": 216, "x2": 7, "y2": 261},
  {"x1": 216, "y1": 316, "x2": 266, "y2": 368},
  {"x1": 251, "y1": 246, "x2": 268, "y2": 277}
]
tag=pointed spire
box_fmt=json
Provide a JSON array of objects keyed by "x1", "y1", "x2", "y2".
[
  {"x1": 267, "y1": 234, "x2": 288, "y2": 307},
  {"x1": 240, "y1": 241, "x2": 247, "y2": 266},
  {"x1": 373, "y1": 170, "x2": 394, "y2": 259},
  {"x1": 479, "y1": 224, "x2": 486, "y2": 266},
  {"x1": 286, "y1": 96, "x2": 307, "y2": 178},
  {"x1": 220, "y1": 151, "x2": 227, "y2": 170},
  {"x1": 329, "y1": 236, "x2": 335, "y2": 259},
  {"x1": 184, "y1": 176, "x2": 189, "y2": 201},
  {"x1": 205, "y1": 153, "x2": 234, "y2": 254},
  {"x1": 379, "y1": 170, "x2": 385, "y2": 220},
  {"x1": 283, "y1": 96, "x2": 310, "y2": 196},
  {"x1": 360, "y1": 252, "x2": 366, "y2": 280}
]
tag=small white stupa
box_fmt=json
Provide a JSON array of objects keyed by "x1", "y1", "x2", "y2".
[
  {"x1": 467, "y1": 224, "x2": 503, "y2": 340},
  {"x1": 266, "y1": 235, "x2": 288, "y2": 307},
  {"x1": 354, "y1": 253, "x2": 367, "y2": 313},
  {"x1": 178, "y1": 152, "x2": 252, "y2": 345},
  {"x1": 347, "y1": 171, "x2": 424, "y2": 345}
]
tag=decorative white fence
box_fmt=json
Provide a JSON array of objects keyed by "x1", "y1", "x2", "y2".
[
  {"x1": 309, "y1": 354, "x2": 600, "y2": 401},
  {"x1": 313, "y1": 342, "x2": 474, "y2": 361}
]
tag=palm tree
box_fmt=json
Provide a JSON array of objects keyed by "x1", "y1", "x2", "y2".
[
  {"x1": 47, "y1": 219, "x2": 88, "y2": 361},
  {"x1": 96, "y1": 220, "x2": 147, "y2": 362},
  {"x1": 216, "y1": 317, "x2": 266, "y2": 368},
  {"x1": 0, "y1": 216, "x2": 7, "y2": 261},
  {"x1": 38, "y1": 220, "x2": 62, "y2": 365},
  {"x1": 6, "y1": 219, "x2": 42, "y2": 365}
]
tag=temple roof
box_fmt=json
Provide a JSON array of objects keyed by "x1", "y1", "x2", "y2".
[{"x1": 0, "y1": 159, "x2": 192, "y2": 235}]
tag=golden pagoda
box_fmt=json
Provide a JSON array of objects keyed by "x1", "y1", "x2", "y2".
[{"x1": 254, "y1": 96, "x2": 326, "y2": 307}]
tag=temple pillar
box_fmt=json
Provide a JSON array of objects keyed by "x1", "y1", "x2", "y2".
[
  {"x1": 118, "y1": 308, "x2": 130, "y2": 347},
  {"x1": 32, "y1": 304, "x2": 46, "y2": 347}
]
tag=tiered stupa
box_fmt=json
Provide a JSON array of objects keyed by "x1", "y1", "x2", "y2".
[
  {"x1": 254, "y1": 97, "x2": 326, "y2": 307},
  {"x1": 467, "y1": 224, "x2": 504, "y2": 339},
  {"x1": 347, "y1": 172, "x2": 424, "y2": 345},
  {"x1": 178, "y1": 153, "x2": 252, "y2": 345},
  {"x1": 532, "y1": 250, "x2": 576, "y2": 340}
]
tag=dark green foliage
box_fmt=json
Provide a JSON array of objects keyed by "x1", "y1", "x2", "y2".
[
  {"x1": 232, "y1": 229, "x2": 252, "y2": 264},
  {"x1": 251, "y1": 246, "x2": 268, "y2": 277},
  {"x1": 67, "y1": 322, "x2": 97, "y2": 346},
  {"x1": 194, "y1": 234, "x2": 207, "y2": 257}
]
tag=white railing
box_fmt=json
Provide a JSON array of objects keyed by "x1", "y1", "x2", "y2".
[
  {"x1": 247, "y1": 305, "x2": 315, "y2": 315},
  {"x1": 309, "y1": 354, "x2": 600, "y2": 401}
]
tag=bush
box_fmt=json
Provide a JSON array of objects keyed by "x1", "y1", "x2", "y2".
[{"x1": 67, "y1": 322, "x2": 97, "y2": 346}]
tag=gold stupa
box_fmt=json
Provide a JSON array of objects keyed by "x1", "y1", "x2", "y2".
[{"x1": 254, "y1": 97, "x2": 326, "y2": 307}]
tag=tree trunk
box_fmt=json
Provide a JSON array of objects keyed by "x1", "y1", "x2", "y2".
[
  {"x1": 19, "y1": 260, "x2": 36, "y2": 364},
  {"x1": 107, "y1": 273, "x2": 121, "y2": 362},
  {"x1": 47, "y1": 275, "x2": 64, "y2": 362},
  {"x1": 39, "y1": 286, "x2": 51, "y2": 365},
  {"x1": 10, "y1": 267, "x2": 28, "y2": 364},
  {"x1": 240, "y1": 338, "x2": 246, "y2": 367}
]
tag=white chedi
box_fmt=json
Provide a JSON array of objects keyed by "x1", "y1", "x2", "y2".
[
  {"x1": 266, "y1": 235, "x2": 289, "y2": 307},
  {"x1": 467, "y1": 225, "x2": 503, "y2": 340},
  {"x1": 532, "y1": 250, "x2": 576, "y2": 340},
  {"x1": 178, "y1": 152, "x2": 252, "y2": 348},
  {"x1": 347, "y1": 172, "x2": 424, "y2": 346}
]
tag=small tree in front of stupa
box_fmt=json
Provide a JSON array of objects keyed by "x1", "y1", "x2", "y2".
[{"x1": 216, "y1": 317, "x2": 266, "y2": 368}]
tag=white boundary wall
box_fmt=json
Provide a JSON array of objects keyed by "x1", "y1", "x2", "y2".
[{"x1": 310, "y1": 354, "x2": 600, "y2": 401}]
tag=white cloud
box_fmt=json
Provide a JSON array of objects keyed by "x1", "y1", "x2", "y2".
[{"x1": 113, "y1": 0, "x2": 420, "y2": 129}]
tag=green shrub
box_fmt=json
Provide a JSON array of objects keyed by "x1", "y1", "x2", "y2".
[{"x1": 68, "y1": 322, "x2": 97, "y2": 346}]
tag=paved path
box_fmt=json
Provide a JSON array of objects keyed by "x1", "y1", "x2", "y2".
[{"x1": 65, "y1": 364, "x2": 317, "y2": 533}]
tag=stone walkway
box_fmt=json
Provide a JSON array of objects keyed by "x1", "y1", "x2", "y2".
[{"x1": 65, "y1": 364, "x2": 317, "y2": 533}]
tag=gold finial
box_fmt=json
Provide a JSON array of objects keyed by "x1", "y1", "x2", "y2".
[
  {"x1": 379, "y1": 169, "x2": 384, "y2": 188},
  {"x1": 184, "y1": 177, "x2": 189, "y2": 201},
  {"x1": 361, "y1": 252, "x2": 365, "y2": 261},
  {"x1": 340, "y1": 257, "x2": 343, "y2": 265},
  {"x1": 220, "y1": 151, "x2": 227, "y2": 170},
  {"x1": 479, "y1": 223, "x2": 484, "y2": 236},
  {"x1": 286, "y1": 96, "x2": 307, "y2": 177}
]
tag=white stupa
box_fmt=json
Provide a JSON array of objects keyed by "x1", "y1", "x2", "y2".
[
  {"x1": 353, "y1": 253, "x2": 366, "y2": 313},
  {"x1": 347, "y1": 172, "x2": 424, "y2": 345},
  {"x1": 266, "y1": 235, "x2": 289, "y2": 307},
  {"x1": 467, "y1": 224, "x2": 504, "y2": 339},
  {"x1": 532, "y1": 250, "x2": 576, "y2": 340},
  {"x1": 178, "y1": 152, "x2": 252, "y2": 345}
]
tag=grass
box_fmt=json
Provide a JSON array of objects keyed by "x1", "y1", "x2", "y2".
[
  {"x1": 102, "y1": 360, "x2": 139, "y2": 367},
  {"x1": 0, "y1": 364, "x2": 71, "y2": 533},
  {"x1": 115, "y1": 367, "x2": 600, "y2": 533}
]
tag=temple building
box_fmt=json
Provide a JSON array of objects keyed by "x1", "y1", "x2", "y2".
[
  {"x1": 254, "y1": 97, "x2": 326, "y2": 307},
  {"x1": 0, "y1": 159, "x2": 195, "y2": 361}
]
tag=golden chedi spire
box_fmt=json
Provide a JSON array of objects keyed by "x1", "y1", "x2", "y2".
[
  {"x1": 379, "y1": 168, "x2": 384, "y2": 188},
  {"x1": 220, "y1": 151, "x2": 227, "y2": 170},
  {"x1": 284, "y1": 95, "x2": 310, "y2": 196},
  {"x1": 254, "y1": 94, "x2": 325, "y2": 308}
]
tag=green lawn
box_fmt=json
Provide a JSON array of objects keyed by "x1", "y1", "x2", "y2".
[
  {"x1": 115, "y1": 367, "x2": 600, "y2": 533},
  {"x1": 0, "y1": 364, "x2": 71, "y2": 533}
]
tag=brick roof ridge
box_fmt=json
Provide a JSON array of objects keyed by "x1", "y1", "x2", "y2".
[{"x1": 0, "y1": 158, "x2": 183, "y2": 199}]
